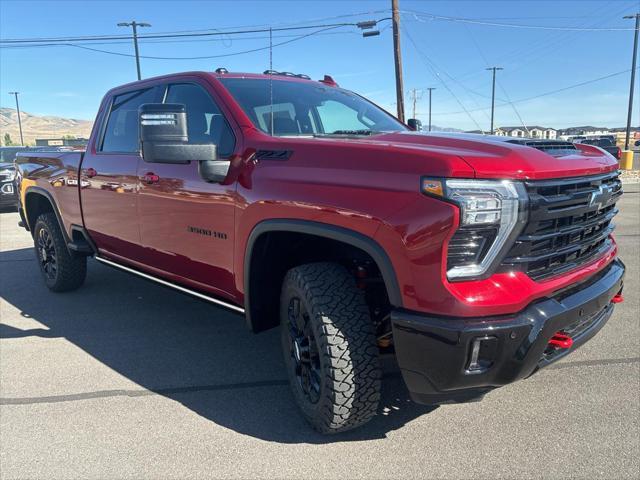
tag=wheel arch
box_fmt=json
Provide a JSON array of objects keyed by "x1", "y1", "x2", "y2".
[
  {"x1": 24, "y1": 187, "x2": 70, "y2": 244},
  {"x1": 243, "y1": 219, "x2": 402, "y2": 333}
]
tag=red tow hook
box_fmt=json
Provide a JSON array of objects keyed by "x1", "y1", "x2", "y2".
[
  {"x1": 549, "y1": 333, "x2": 573, "y2": 349},
  {"x1": 612, "y1": 293, "x2": 624, "y2": 304}
]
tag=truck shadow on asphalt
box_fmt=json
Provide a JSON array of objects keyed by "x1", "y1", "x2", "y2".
[{"x1": 0, "y1": 247, "x2": 436, "y2": 443}]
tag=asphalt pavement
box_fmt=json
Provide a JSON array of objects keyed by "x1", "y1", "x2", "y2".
[{"x1": 0, "y1": 185, "x2": 638, "y2": 479}]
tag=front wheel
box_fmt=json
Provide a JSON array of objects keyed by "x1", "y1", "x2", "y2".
[{"x1": 280, "y1": 262, "x2": 381, "y2": 434}]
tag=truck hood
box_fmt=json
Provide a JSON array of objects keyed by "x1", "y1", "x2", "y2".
[{"x1": 331, "y1": 131, "x2": 618, "y2": 180}]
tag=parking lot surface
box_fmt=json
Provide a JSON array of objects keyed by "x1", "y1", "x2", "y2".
[{"x1": 0, "y1": 185, "x2": 638, "y2": 480}]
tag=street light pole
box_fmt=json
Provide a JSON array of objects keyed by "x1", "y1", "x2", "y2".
[
  {"x1": 486, "y1": 66, "x2": 503, "y2": 134},
  {"x1": 427, "y1": 87, "x2": 436, "y2": 132},
  {"x1": 623, "y1": 14, "x2": 640, "y2": 150},
  {"x1": 8, "y1": 91, "x2": 24, "y2": 146},
  {"x1": 117, "y1": 21, "x2": 151, "y2": 80},
  {"x1": 391, "y1": 0, "x2": 405, "y2": 123}
]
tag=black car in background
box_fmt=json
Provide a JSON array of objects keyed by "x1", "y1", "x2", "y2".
[
  {"x1": 577, "y1": 138, "x2": 622, "y2": 160},
  {"x1": 0, "y1": 147, "x2": 23, "y2": 210}
]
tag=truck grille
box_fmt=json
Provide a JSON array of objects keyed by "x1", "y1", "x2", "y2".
[{"x1": 502, "y1": 172, "x2": 622, "y2": 281}]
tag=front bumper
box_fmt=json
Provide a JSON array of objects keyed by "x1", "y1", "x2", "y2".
[
  {"x1": 391, "y1": 258, "x2": 625, "y2": 405},
  {"x1": 0, "y1": 181, "x2": 18, "y2": 208}
]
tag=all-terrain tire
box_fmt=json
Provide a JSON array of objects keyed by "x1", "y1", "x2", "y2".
[
  {"x1": 280, "y1": 262, "x2": 381, "y2": 434},
  {"x1": 33, "y1": 212, "x2": 87, "y2": 292}
]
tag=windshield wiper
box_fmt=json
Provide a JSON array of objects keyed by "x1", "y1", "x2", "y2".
[{"x1": 327, "y1": 129, "x2": 378, "y2": 136}]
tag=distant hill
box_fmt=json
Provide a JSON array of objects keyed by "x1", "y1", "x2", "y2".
[{"x1": 0, "y1": 108, "x2": 93, "y2": 146}]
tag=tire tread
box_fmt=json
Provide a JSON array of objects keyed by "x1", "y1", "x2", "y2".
[{"x1": 281, "y1": 262, "x2": 381, "y2": 433}]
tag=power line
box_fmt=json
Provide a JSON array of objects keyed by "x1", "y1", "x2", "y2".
[
  {"x1": 0, "y1": 21, "x2": 379, "y2": 45},
  {"x1": 1, "y1": 10, "x2": 390, "y2": 43},
  {"x1": 404, "y1": 9, "x2": 637, "y2": 31},
  {"x1": 452, "y1": 10, "x2": 529, "y2": 133},
  {"x1": 417, "y1": 1, "x2": 625, "y2": 88},
  {"x1": 488, "y1": 2, "x2": 631, "y2": 79},
  {"x1": 434, "y1": 68, "x2": 638, "y2": 116},
  {"x1": 0, "y1": 29, "x2": 363, "y2": 49},
  {"x1": 402, "y1": 20, "x2": 491, "y2": 126},
  {"x1": 403, "y1": 26, "x2": 485, "y2": 132},
  {"x1": 51, "y1": 25, "x2": 349, "y2": 60}
]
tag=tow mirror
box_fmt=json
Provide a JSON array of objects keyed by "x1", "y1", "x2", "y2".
[
  {"x1": 407, "y1": 118, "x2": 423, "y2": 131},
  {"x1": 139, "y1": 103, "x2": 230, "y2": 183}
]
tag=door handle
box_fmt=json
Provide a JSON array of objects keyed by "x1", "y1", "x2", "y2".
[
  {"x1": 142, "y1": 172, "x2": 160, "y2": 184},
  {"x1": 85, "y1": 167, "x2": 97, "y2": 178}
]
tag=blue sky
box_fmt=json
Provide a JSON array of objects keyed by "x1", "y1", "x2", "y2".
[{"x1": 1, "y1": 0, "x2": 639, "y2": 130}]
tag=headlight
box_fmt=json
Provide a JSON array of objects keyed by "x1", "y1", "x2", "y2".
[
  {"x1": 0, "y1": 168, "x2": 16, "y2": 181},
  {"x1": 422, "y1": 178, "x2": 526, "y2": 280}
]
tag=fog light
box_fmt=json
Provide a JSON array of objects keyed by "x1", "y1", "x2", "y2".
[{"x1": 466, "y1": 336, "x2": 498, "y2": 374}]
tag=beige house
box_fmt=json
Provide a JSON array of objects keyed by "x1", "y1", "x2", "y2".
[{"x1": 495, "y1": 126, "x2": 557, "y2": 139}]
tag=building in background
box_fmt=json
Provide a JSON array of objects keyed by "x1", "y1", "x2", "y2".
[
  {"x1": 494, "y1": 126, "x2": 557, "y2": 139},
  {"x1": 35, "y1": 137, "x2": 89, "y2": 147},
  {"x1": 556, "y1": 126, "x2": 610, "y2": 139}
]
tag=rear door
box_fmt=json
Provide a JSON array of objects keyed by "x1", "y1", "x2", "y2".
[
  {"x1": 136, "y1": 81, "x2": 239, "y2": 298},
  {"x1": 81, "y1": 86, "x2": 162, "y2": 258}
]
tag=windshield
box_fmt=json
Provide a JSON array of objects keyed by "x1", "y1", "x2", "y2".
[{"x1": 219, "y1": 78, "x2": 406, "y2": 137}]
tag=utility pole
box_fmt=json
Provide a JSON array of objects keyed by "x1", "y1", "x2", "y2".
[
  {"x1": 8, "y1": 91, "x2": 24, "y2": 146},
  {"x1": 486, "y1": 66, "x2": 503, "y2": 134},
  {"x1": 623, "y1": 14, "x2": 639, "y2": 150},
  {"x1": 427, "y1": 87, "x2": 436, "y2": 132},
  {"x1": 117, "y1": 21, "x2": 151, "y2": 80},
  {"x1": 409, "y1": 88, "x2": 423, "y2": 119},
  {"x1": 391, "y1": 0, "x2": 405, "y2": 122}
]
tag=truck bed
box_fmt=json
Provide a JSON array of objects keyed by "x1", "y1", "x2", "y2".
[{"x1": 15, "y1": 151, "x2": 85, "y2": 234}]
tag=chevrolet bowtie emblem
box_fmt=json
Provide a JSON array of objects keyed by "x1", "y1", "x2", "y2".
[{"x1": 589, "y1": 184, "x2": 614, "y2": 210}]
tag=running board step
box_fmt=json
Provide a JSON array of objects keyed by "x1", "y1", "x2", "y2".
[{"x1": 94, "y1": 256, "x2": 245, "y2": 314}]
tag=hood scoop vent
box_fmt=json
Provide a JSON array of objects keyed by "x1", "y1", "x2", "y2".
[{"x1": 506, "y1": 139, "x2": 577, "y2": 157}]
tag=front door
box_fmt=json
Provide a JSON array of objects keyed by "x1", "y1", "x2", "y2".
[
  {"x1": 81, "y1": 86, "x2": 162, "y2": 258},
  {"x1": 136, "y1": 81, "x2": 238, "y2": 299}
]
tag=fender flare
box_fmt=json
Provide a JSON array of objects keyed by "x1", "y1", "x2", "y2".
[
  {"x1": 23, "y1": 187, "x2": 71, "y2": 244},
  {"x1": 243, "y1": 219, "x2": 402, "y2": 331}
]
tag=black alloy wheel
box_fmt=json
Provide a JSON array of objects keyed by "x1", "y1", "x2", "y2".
[
  {"x1": 286, "y1": 296, "x2": 322, "y2": 404},
  {"x1": 33, "y1": 212, "x2": 87, "y2": 292},
  {"x1": 37, "y1": 226, "x2": 57, "y2": 280}
]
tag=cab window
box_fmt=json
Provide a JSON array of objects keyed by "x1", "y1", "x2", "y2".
[
  {"x1": 164, "y1": 83, "x2": 236, "y2": 158},
  {"x1": 101, "y1": 88, "x2": 158, "y2": 153}
]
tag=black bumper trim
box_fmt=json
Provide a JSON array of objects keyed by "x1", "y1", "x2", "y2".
[{"x1": 391, "y1": 258, "x2": 625, "y2": 405}]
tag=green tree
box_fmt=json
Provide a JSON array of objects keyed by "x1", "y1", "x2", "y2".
[{"x1": 3, "y1": 133, "x2": 13, "y2": 146}]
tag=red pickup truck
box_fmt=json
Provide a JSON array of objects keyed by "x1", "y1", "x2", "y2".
[{"x1": 16, "y1": 70, "x2": 625, "y2": 434}]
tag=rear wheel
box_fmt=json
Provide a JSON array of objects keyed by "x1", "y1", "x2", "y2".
[
  {"x1": 280, "y1": 262, "x2": 381, "y2": 434},
  {"x1": 33, "y1": 212, "x2": 87, "y2": 292}
]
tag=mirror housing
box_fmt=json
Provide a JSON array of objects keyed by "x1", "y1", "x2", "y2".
[
  {"x1": 407, "y1": 118, "x2": 423, "y2": 131},
  {"x1": 139, "y1": 103, "x2": 230, "y2": 183}
]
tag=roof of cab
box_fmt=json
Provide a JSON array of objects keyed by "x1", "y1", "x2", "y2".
[
  {"x1": 112, "y1": 70, "x2": 320, "y2": 90},
  {"x1": 106, "y1": 70, "x2": 334, "y2": 95},
  {"x1": 211, "y1": 71, "x2": 328, "y2": 83}
]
